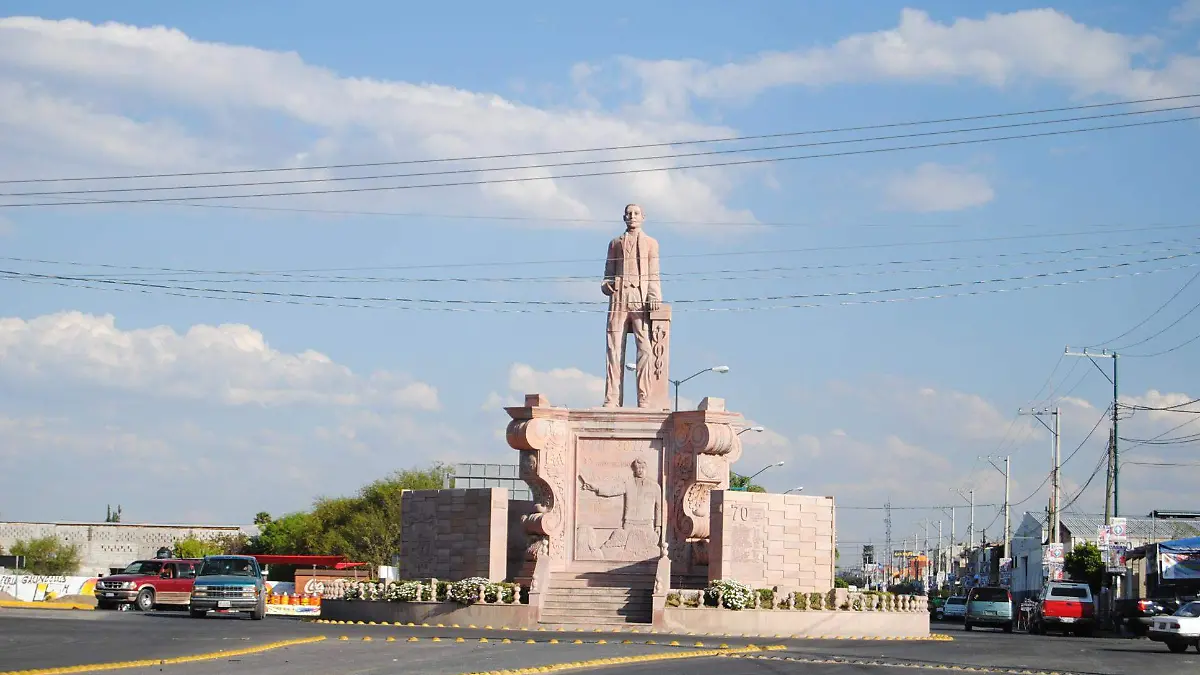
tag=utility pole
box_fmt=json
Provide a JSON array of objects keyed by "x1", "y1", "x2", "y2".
[
  {"x1": 1065, "y1": 347, "x2": 1119, "y2": 522},
  {"x1": 937, "y1": 520, "x2": 944, "y2": 586},
  {"x1": 953, "y1": 488, "x2": 975, "y2": 550},
  {"x1": 1020, "y1": 407, "x2": 1061, "y2": 544},
  {"x1": 884, "y1": 500, "x2": 893, "y2": 585},
  {"x1": 981, "y1": 455, "x2": 1012, "y2": 559}
]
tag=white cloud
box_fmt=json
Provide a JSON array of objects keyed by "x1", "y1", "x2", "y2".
[
  {"x1": 506, "y1": 362, "x2": 604, "y2": 409},
  {"x1": 0, "y1": 311, "x2": 439, "y2": 409},
  {"x1": 0, "y1": 17, "x2": 757, "y2": 231},
  {"x1": 1171, "y1": 0, "x2": 1200, "y2": 24},
  {"x1": 1121, "y1": 389, "x2": 1200, "y2": 423},
  {"x1": 601, "y1": 9, "x2": 1200, "y2": 111},
  {"x1": 883, "y1": 162, "x2": 995, "y2": 213}
]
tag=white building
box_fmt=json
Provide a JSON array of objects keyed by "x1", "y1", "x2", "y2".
[
  {"x1": 0, "y1": 521, "x2": 254, "y2": 577},
  {"x1": 1009, "y1": 512, "x2": 1200, "y2": 602}
]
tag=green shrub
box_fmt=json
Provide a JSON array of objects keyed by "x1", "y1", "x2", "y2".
[
  {"x1": 793, "y1": 592, "x2": 808, "y2": 610},
  {"x1": 704, "y1": 580, "x2": 755, "y2": 610},
  {"x1": 756, "y1": 588, "x2": 775, "y2": 609},
  {"x1": 809, "y1": 592, "x2": 823, "y2": 611},
  {"x1": 666, "y1": 592, "x2": 681, "y2": 608}
]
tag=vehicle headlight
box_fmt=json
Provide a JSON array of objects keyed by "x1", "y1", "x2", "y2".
[{"x1": 123, "y1": 582, "x2": 137, "y2": 590}]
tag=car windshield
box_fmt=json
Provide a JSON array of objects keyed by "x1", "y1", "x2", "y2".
[
  {"x1": 1177, "y1": 602, "x2": 1200, "y2": 618},
  {"x1": 971, "y1": 588, "x2": 1010, "y2": 602},
  {"x1": 121, "y1": 561, "x2": 163, "y2": 575},
  {"x1": 946, "y1": 597, "x2": 966, "y2": 605},
  {"x1": 1049, "y1": 586, "x2": 1089, "y2": 598},
  {"x1": 198, "y1": 558, "x2": 256, "y2": 577}
]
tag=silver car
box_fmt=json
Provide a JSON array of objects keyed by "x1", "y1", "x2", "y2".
[{"x1": 941, "y1": 595, "x2": 967, "y2": 621}]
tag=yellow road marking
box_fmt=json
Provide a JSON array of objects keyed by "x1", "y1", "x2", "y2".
[
  {"x1": 0, "y1": 601, "x2": 94, "y2": 611},
  {"x1": 0, "y1": 636, "x2": 326, "y2": 675},
  {"x1": 457, "y1": 645, "x2": 762, "y2": 675}
]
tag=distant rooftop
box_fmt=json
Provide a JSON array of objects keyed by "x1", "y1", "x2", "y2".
[{"x1": 0, "y1": 520, "x2": 254, "y2": 532}]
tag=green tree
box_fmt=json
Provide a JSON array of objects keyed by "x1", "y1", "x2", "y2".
[
  {"x1": 253, "y1": 512, "x2": 272, "y2": 527},
  {"x1": 173, "y1": 533, "x2": 249, "y2": 559},
  {"x1": 248, "y1": 463, "x2": 451, "y2": 569},
  {"x1": 729, "y1": 471, "x2": 766, "y2": 493},
  {"x1": 105, "y1": 504, "x2": 122, "y2": 523},
  {"x1": 1064, "y1": 542, "x2": 1105, "y2": 592},
  {"x1": 10, "y1": 536, "x2": 81, "y2": 575}
]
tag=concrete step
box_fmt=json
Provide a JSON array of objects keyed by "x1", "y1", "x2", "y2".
[
  {"x1": 543, "y1": 598, "x2": 651, "y2": 610},
  {"x1": 543, "y1": 587, "x2": 646, "y2": 597},
  {"x1": 549, "y1": 578, "x2": 655, "y2": 589},
  {"x1": 539, "y1": 612, "x2": 651, "y2": 625}
]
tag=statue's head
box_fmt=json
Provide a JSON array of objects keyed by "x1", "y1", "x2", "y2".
[
  {"x1": 623, "y1": 204, "x2": 644, "y2": 231},
  {"x1": 631, "y1": 457, "x2": 647, "y2": 477}
]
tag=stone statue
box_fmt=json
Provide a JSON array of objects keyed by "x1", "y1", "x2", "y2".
[{"x1": 602, "y1": 204, "x2": 662, "y2": 408}]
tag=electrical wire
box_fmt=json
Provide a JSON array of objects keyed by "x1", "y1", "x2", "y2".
[
  {"x1": 1125, "y1": 397, "x2": 1200, "y2": 412},
  {"x1": 13, "y1": 241, "x2": 1193, "y2": 286},
  {"x1": 1111, "y1": 296, "x2": 1200, "y2": 351},
  {"x1": 8, "y1": 104, "x2": 1200, "y2": 199},
  {"x1": 4, "y1": 251, "x2": 1195, "y2": 309},
  {"x1": 1088, "y1": 268, "x2": 1200, "y2": 347},
  {"x1": 8, "y1": 92, "x2": 1198, "y2": 185},
  {"x1": 1124, "y1": 328, "x2": 1200, "y2": 358},
  {"x1": 6, "y1": 113, "x2": 1199, "y2": 209},
  {"x1": 9, "y1": 258, "x2": 1196, "y2": 314}
]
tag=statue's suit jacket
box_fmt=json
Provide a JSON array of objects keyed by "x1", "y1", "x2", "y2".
[{"x1": 603, "y1": 230, "x2": 662, "y2": 307}]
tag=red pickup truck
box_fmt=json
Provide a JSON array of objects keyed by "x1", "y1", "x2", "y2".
[
  {"x1": 94, "y1": 558, "x2": 201, "y2": 611},
  {"x1": 1030, "y1": 580, "x2": 1096, "y2": 636}
]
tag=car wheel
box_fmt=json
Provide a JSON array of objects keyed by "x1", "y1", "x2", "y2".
[
  {"x1": 189, "y1": 608, "x2": 207, "y2": 619},
  {"x1": 1075, "y1": 627, "x2": 1093, "y2": 638},
  {"x1": 97, "y1": 600, "x2": 117, "y2": 610},
  {"x1": 964, "y1": 622, "x2": 972, "y2": 631},
  {"x1": 134, "y1": 588, "x2": 155, "y2": 612},
  {"x1": 250, "y1": 599, "x2": 266, "y2": 621},
  {"x1": 1167, "y1": 641, "x2": 1188, "y2": 653},
  {"x1": 1003, "y1": 623, "x2": 1013, "y2": 633}
]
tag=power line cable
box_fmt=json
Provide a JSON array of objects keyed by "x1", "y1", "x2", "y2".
[
  {"x1": 10, "y1": 258, "x2": 1196, "y2": 314},
  {"x1": 1111, "y1": 296, "x2": 1200, "y2": 351},
  {"x1": 1124, "y1": 327, "x2": 1200, "y2": 358},
  {"x1": 8, "y1": 104, "x2": 1199, "y2": 200},
  {"x1": 7, "y1": 92, "x2": 1198, "y2": 185},
  {"x1": 6, "y1": 113, "x2": 1199, "y2": 209},
  {"x1": 5, "y1": 251, "x2": 1195, "y2": 308},
  {"x1": 1088, "y1": 267, "x2": 1200, "y2": 347},
  {"x1": 15, "y1": 241, "x2": 1192, "y2": 286}
]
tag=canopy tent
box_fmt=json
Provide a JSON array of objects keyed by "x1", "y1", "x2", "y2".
[{"x1": 1160, "y1": 536, "x2": 1200, "y2": 553}]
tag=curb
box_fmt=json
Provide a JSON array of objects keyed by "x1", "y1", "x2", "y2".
[
  {"x1": 0, "y1": 636, "x2": 326, "y2": 675},
  {"x1": 0, "y1": 601, "x2": 95, "y2": 611}
]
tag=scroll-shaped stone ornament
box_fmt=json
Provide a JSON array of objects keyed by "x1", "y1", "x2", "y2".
[{"x1": 508, "y1": 414, "x2": 569, "y2": 561}]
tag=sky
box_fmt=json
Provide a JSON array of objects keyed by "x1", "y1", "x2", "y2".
[{"x1": 2, "y1": 1, "x2": 1200, "y2": 563}]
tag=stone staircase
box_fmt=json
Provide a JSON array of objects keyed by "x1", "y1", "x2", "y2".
[{"x1": 539, "y1": 572, "x2": 653, "y2": 626}]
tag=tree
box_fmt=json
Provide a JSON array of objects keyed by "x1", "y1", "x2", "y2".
[
  {"x1": 173, "y1": 533, "x2": 249, "y2": 559},
  {"x1": 105, "y1": 504, "x2": 122, "y2": 523},
  {"x1": 253, "y1": 512, "x2": 272, "y2": 527},
  {"x1": 10, "y1": 536, "x2": 81, "y2": 575},
  {"x1": 1063, "y1": 542, "x2": 1105, "y2": 592},
  {"x1": 729, "y1": 471, "x2": 766, "y2": 493},
  {"x1": 248, "y1": 463, "x2": 452, "y2": 569}
]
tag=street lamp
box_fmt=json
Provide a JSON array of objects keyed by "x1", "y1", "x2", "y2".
[
  {"x1": 731, "y1": 460, "x2": 784, "y2": 491},
  {"x1": 670, "y1": 365, "x2": 729, "y2": 411},
  {"x1": 738, "y1": 426, "x2": 765, "y2": 436},
  {"x1": 784, "y1": 486, "x2": 805, "y2": 494}
]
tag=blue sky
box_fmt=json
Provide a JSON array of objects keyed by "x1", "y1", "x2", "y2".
[{"x1": 2, "y1": 1, "x2": 1200, "y2": 560}]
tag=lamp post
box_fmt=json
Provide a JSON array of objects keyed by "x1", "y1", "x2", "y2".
[
  {"x1": 738, "y1": 426, "x2": 765, "y2": 436},
  {"x1": 784, "y1": 486, "x2": 805, "y2": 494},
  {"x1": 732, "y1": 460, "x2": 784, "y2": 491},
  {"x1": 672, "y1": 365, "x2": 730, "y2": 411}
]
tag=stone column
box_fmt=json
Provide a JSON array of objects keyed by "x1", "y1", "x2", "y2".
[
  {"x1": 506, "y1": 394, "x2": 571, "y2": 594},
  {"x1": 664, "y1": 397, "x2": 744, "y2": 583},
  {"x1": 646, "y1": 304, "x2": 672, "y2": 410}
]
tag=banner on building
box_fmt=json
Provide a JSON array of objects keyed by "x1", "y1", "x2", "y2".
[
  {"x1": 1044, "y1": 562, "x2": 1064, "y2": 581},
  {"x1": 1162, "y1": 552, "x2": 1200, "y2": 580},
  {"x1": 1110, "y1": 518, "x2": 1128, "y2": 542},
  {"x1": 999, "y1": 558, "x2": 1013, "y2": 588},
  {"x1": 1107, "y1": 544, "x2": 1129, "y2": 573}
]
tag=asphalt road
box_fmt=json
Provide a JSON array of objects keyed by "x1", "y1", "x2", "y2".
[{"x1": 2, "y1": 609, "x2": 1197, "y2": 675}]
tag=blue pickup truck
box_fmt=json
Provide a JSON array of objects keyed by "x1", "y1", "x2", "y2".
[{"x1": 188, "y1": 555, "x2": 268, "y2": 620}]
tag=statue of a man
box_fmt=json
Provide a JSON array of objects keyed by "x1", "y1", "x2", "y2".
[{"x1": 602, "y1": 204, "x2": 662, "y2": 408}]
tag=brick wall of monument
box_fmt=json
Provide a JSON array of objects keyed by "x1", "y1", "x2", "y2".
[
  {"x1": 708, "y1": 491, "x2": 835, "y2": 593},
  {"x1": 399, "y1": 488, "x2": 508, "y2": 581}
]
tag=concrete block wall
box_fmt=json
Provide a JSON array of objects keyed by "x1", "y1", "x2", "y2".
[
  {"x1": 0, "y1": 522, "x2": 249, "y2": 577},
  {"x1": 708, "y1": 491, "x2": 835, "y2": 593},
  {"x1": 399, "y1": 488, "x2": 508, "y2": 581}
]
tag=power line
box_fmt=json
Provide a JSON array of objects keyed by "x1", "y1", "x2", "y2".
[
  {"x1": 1124, "y1": 327, "x2": 1200, "y2": 358},
  {"x1": 9, "y1": 104, "x2": 1200, "y2": 200},
  {"x1": 1125, "y1": 397, "x2": 1200, "y2": 412},
  {"x1": 6, "y1": 113, "x2": 1199, "y2": 209},
  {"x1": 5, "y1": 251, "x2": 1196, "y2": 309},
  {"x1": 1111, "y1": 296, "x2": 1200, "y2": 351},
  {"x1": 10, "y1": 258, "x2": 1196, "y2": 313},
  {"x1": 7, "y1": 92, "x2": 1198, "y2": 185},
  {"x1": 1088, "y1": 268, "x2": 1200, "y2": 347},
  {"x1": 13, "y1": 240, "x2": 1193, "y2": 286}
]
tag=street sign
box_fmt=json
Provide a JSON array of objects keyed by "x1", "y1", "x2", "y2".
[
  {"x1": 0, "y1": 555, "x2": 24, "y2": 569},
  {"x1": 1111, "y1": 518, "x2": 1128, "y2": 542},
  {"x1": 1044, "y1": 543, "x2": 1064, "y2": 564}
]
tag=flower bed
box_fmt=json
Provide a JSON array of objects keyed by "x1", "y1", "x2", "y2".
[
  {"x1": 319, "y1": 577, "x2": 533, "y2": 627},
  {"x1": 660, "y1": 581, "x2": 930, "y2": 638}
]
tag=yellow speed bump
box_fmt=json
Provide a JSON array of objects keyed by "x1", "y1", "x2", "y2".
[
  {"x1": 458, "y1": 645, "x2": 768, "y2": 675},
  {"x1": 0, "y1": 636, "x2": 326, "y2": 675}
]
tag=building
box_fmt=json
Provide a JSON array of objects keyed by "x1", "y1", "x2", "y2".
[
  {"x1": 1009, "y1": 512, "x2": 1200, "y2": 602},
  {"x1": 0, "y1": 521, "x2": 254, "y2": 577}
]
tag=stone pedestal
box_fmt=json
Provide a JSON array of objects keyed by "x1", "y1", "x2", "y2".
[{"x1": 506, "y1": 394, "x2": 744, "y2": 590}]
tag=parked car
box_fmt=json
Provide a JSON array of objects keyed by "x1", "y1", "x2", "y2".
[
  {"x1": 93, "y1": 558, "x2": 200, "y2": 611},
  {"x1": 189, "y1": 555, "x2": 267, "y2": 620},
  {"x1": 941, "y1": 595, "x2": 967, "y2": 621},
  {"x1": 1115, "y1": 594, "x2": 1198, "y2": 635},
  {"x1": 1030, "y1": 580, "x2": 1095, "y2": 636},
  {"x1": 1148, "y1": 601, "x2": 1200, "y2": 653},
  {"x1": 965, "y1": 586, "x2": 1014, "y2": 632}
]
